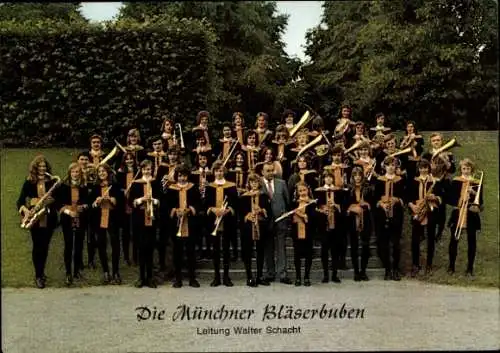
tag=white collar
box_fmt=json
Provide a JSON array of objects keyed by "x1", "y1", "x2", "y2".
[
  {"x1": 385, "y1": 174, "x2": 395, "y2": 180},
  {"x1": 323, "y1": 184, "x2": 334, "y2": 189},
  {"x1": 215, "y1": 179, "x2": 226, "y2": 185}
]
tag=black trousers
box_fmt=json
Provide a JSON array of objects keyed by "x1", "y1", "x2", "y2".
[
  {"x1": 321, "y1": 228, "x2": 342, "y2": 276},
  {"x1": 195, "y1": 213, "x2": 212, "y2": 254},
  {"x1": 411, "y1": 220, "x2": 437, "y2": 267},
  {"x1": 120, "y1": 213, "x2": 133, "y2": 263},
  {"x1": 376, "y1": 208, "x2": 403, "y2": 272},
  {"x1": 293, "y1": 237, "x2": 313, "y2": 279},
  {"x1": 212, "y1": 228, "x2": 232, "y2": 278},
  {"x1": 449, "y1": 226, "x2": 477, "y2": 272},
  {"x1": 338, "y1": 219, "x2": 348, "y2": 266},
  {"x1": 157, "y1": 220, "x2": 169, "y2": 270},
  {"x1": 87, "y1": 223, "x2": 97, "y2": 265},
  {"x1": 436, "y1": 204, "x2": 447, "y2": 237},
  {"x1": 173, "y1": 236, "x2": 196, "y2": 280},
  {"x1": 241, "y1": 225, "x2": 266, "y2": 280},
  {"x1": 95, "y1": 228, "x2": 120, "y2": 274},
  {"x1": 349, "y1": 216, "x2": 371, "y2": 274},
  {"x1": 30, "y1": 227, "x2": 53, "y2": 278},
  {"x1": 138, "y1": 226, "x2": 156, "y2": 282},
  {"x1": 62, "y1": 226, "x2": 85, "y2": 275}
]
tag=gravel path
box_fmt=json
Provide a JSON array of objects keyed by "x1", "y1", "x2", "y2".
[{"x1": 2, "y1": 280, "x2": 499, "y2": 352}]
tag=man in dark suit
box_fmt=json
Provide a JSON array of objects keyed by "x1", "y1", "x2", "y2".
[{"x1": 261, "y1": 162, "x2": 293, "y2": 284}]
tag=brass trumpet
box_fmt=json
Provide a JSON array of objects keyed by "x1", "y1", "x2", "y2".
[{"x1": 211, "y1": 196, "x2": 228, "y2": 236}]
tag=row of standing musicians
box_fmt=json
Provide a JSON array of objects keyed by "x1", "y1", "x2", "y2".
[{"x1": 17, "y1": 109, "x2": 484, "y2": 289}]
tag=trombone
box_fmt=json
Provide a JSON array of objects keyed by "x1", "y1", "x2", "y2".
[{"x1": 454, "y1": 172, "x2": 483, "y2": 240}]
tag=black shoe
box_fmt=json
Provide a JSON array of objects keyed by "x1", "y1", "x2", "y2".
[
  {"x1": 223, "y1": 276, "x2": 233, "y2": 287},
  {"x1": 247, "y1": 278, "x2": 257, "y2": 287},
  {"x1": 147, "y1": 279, "x2": 157, "y2": 288},
  {"x1": 280, "y1": 277, "x2": 292, "y2": 285},
  {"x1": 321, "y1": 276, "x2": 329, "y2": 283},
  {"x1": 88, "y1": 261, "x2": 96, "y2": 270},
  {"x1": 65, "y1": 274, "x2": 73, "y2": 286},
  {"x1": 189, "y1": 279, "x2": 200, "y2": 288},
  {"x1": 73, "y1": 272, "x2": 81, "y2": 280},
  {"x1": 294, "y1": 279, "x2": 301, "y2": 286},
  {"x1": 360, "y1": 272, "x2": 369, "y2": 281},
  {"x1": 134, "y1": 280, "x2": 144, "y2": 288},
  {"x1": 303, "y1": 278, "x2": 311, "y2": 287},
  {"x1": 425, "y1": 266, "x2": 433, "y2": 276},
  {"x1": 125, "y1": 259, "x2": 132, "y2": 267},
  {"x1": 210, "y1": 277, "x2": 221, "y2": 287},
  {"x1": 264, "y1": 276, "x2": 275, "y2": 282},
  {"x1": 35, "y1": 277, "x2": 45, "y2": 289},
  {"x1": 384, "y1": 270, "x2": 392, "y2": 280},
  {"x1": 103, "y1": 272, "x2": 111, "y2": 284},
  {"x1": 41, "y1": 274, "x2": 47, "y2": 281},
  {"x1": 113, "y1": 273, "x2": 122, "y2": 285},
  {"x1": 257, "y1": 278, "x2": 270, "y2": 286},
  {"x1": 411, "y1": 266, "x2": 419, "y2": 278},
  {"x1": 354, "y1": 272, "x2": 361, "y2": 281},
  {"x1": 447, "y1": 267, "x2": 455, "y2": 275},
  {"x1": 392, "y1": 270, "x2": 401, "y2": 281},
  {"x1": 466, "y1": 269, "x2": 475, "y2": 279},
  {"x1": 331, "y1": 275, "x2": 341, "y2": 283},
  {"x1": 173, "y1": 280, "x2": 183, "y2": 288}
]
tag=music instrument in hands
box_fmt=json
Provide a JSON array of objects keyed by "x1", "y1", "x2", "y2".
[
  {"x1": 211, "y1": 196, "x2": 228, "y2": 236},
  {"x1": 454, "y1": 171, "x2": 483, "y2": 240},
  {"x1": 275, "y1": 199, "x2": 318, "y2": 223},
  {"x1": 20, "y1": 173, "x2": 62, "y2": 229},
  {"x1": 243, "y1": 191, "x2": 267, "y2": 240},
  {"x1": 92, "y1": 185, "x2": 113, "y2": 208},
  {"x1": 431, "y1": 137, "x2": 460, "y2": 162},
  {"x1": 175, "y1": 123, "x2": 185, "y2": 149},
  {"x1": 412, "y1": 176, "x2": 438, "y2": 225}
]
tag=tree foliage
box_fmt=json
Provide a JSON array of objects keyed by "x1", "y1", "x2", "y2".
[
  {"x1": 0, "y1": 17, "x2": 218, "y2": 147},
  {"x1": 118, "y1": 2, "x2": 307, "y2": 125},
  {"x1": 0, "y1": 3, "x2": 87, "y2": 23},
  {"x1": 304, "y1": 0, "x2": 498, "y2": 130}
]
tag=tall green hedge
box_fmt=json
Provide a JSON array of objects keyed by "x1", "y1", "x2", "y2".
[{"x1": 0, "y1": 17, "x2": 219, "y2": 147}]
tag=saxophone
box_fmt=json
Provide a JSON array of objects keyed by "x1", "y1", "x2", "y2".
[
  {"x1": 21, "y1": 173, "x2": 62, "y2": 229},
  {"x1": 413, "y1": 177, "x2": 437, "y2": 225}
]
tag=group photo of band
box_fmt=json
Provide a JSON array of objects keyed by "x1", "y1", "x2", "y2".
[{"x1": 17, "y1": 106, "x2": 484, "y2": 290}]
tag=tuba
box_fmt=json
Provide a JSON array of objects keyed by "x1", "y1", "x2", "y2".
[{"x1": 21, "y1": 173, "x2": 62, "y2": 229}]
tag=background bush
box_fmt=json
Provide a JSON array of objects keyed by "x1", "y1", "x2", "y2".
[{"x1": 0, "y1": 17, "x2": 219, "y2": 147}]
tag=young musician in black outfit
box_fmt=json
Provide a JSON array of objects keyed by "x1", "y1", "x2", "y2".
[
  {"x1": 89, "y1": 163, "x2": 121, "y2": 284},
  {"x1": 374, "y1": 156, "x2": 406, "y2": 281},
  {"x1": 407, "y1": 159, "x2": 444, "y2": 276},
  {"x1": 315, "y1": 170, "x2": 345, "y2": 283},
  {"x1": 205, "y1": 161, "x2": 238, "y2": 287},
  {"x1": 346, "y1": 167, "x2": 374, "y2": 281},
  {"x1": 166, "y1": 164, "x2": 201, "y2": 288},
  {"x1": 129, "y1": 160, "x2": 161, "y2": 288},
  {"x1": 239, "y1": 173, "x2": 272, "y2": 287},
  {"x1": 56, "y1": 162, "x2": 89, "y2": 285},
  {"x1": 17, "y1": 155, "x2": 59, "y2": 288},
  {"x1": 446, "y1": 158, "x2": 483, "y2": 277},
  {"x1": 116, "y1": 151, "x2": 139, "y2": 266},
  {"x1": 290, "y1": 182, "x2": 317, "y2": 286}
]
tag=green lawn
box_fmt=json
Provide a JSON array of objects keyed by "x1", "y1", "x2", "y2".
[{"x1": 1, "y1": 131, "x2": 498, "y2": 288}]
